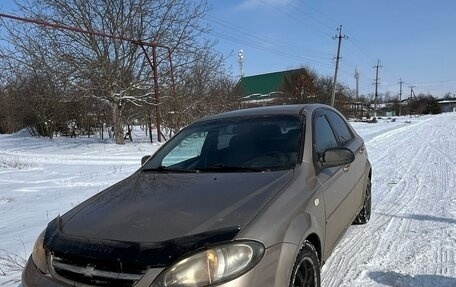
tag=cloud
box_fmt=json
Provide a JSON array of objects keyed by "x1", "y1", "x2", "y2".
[{"x1": 236, "y1": 0, "x2": 292, "y2": 10}]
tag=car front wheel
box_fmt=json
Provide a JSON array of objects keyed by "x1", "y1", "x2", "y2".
[{"x1": 289, "y1": 241, "x2": 320, "y2": 287}]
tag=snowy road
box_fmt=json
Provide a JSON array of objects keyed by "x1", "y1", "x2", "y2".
[
  {"x1": 322, "y1": 113, "x2": 456, "y2": 287},
  {"x1": 1, "y1": 113, "x2": 456, "y2": 286}
]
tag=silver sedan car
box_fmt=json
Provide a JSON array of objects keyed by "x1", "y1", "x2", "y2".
[{"x1": 22, "y1": 104, "x2": 371, "y2": 287}]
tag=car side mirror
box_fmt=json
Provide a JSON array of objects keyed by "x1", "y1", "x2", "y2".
[
  {"x1": 320, "y1": 147, "x2": 355, "y2": 168},
  {"x1": 141, "y1": 155, "x2": 151, "y2": 166}
]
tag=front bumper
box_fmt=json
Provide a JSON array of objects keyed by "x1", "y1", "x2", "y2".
[{"x1": 22, "y1": 243, "x2": 298, "y2": 287}]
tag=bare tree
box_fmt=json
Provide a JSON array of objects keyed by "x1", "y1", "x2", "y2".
[
  {"x1": 159, "y1": 48, "x2": 239, "y2": 135},
  {"x1": 2, "y1": 0, "x2": 213, "y2": 143},
  {"x1": 409, "y1": 93, "x2": 440, "y2": 115},
  {"x1": 280, "y1": 67, "x2": 318, "y2": 104}
]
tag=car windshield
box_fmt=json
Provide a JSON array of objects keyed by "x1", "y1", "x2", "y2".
[{"x1": 143, "y1": 115, "x2": 304, "y2": 172}]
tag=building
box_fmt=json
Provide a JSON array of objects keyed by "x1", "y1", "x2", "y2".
[
  {"x1": 236, "y1": 69, "x2": 305, "y2": 107},
  {"x1": 437, "y1": 99, "x2": 456, "y2": 113},
  {"x1": 235, "y1": 68, "x2": 365, "y2": 118}
]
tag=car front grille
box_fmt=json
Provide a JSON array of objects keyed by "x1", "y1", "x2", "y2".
[{"x1": 49, "y1": 253, "x2": 145, "y2": 287}]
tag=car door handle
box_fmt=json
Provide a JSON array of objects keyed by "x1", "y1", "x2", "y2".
[
  {"x1": 359, "y1": 148, "x2": 364, "y2": 154},
  {"x1": 343, "y1": 164, "x2": 350, "y2": 172}
]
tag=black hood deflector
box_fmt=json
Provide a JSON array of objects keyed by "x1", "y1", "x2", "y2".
[{"x1": 44, "y1": 216, "x2": 240, "y2": 270}]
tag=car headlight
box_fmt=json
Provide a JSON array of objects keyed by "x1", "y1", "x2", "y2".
[
  {"x1": 151, "y1": 241, "x2": 264, "y2": 287},
  {"x1": 31, "y1": 230, "x2": 48, "y2": 274}
]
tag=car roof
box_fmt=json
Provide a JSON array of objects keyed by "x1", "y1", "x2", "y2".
[{"x1": 194, "y1": 104, "x2": 329, "y2": 123}]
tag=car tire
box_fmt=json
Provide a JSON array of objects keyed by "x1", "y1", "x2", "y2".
[
  {"x1": 353, "y1": 177, "x2": 371, "y2": 224},
  {"x1": 289, "y1": 241, "x2": 320, "y2": 287}
]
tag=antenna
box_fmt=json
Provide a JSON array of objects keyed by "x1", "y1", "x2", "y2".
[{"x1": 238, "y1": 49, "x2": 244, "y2": 78}]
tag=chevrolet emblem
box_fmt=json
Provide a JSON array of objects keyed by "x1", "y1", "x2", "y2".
[{"x1": 82, "y1": 264, "x2": 96, "y2": 277}]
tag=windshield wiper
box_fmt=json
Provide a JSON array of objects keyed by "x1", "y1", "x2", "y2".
[
  {"x1": 143, "y1": 165, "x2": 266, "y2": 173},
  {"x1": 142, "y1": 166, "x2": 199, "y2": 173},
  {"x1": 196, "y1": 164, "x2": 265, "y2": 173}
]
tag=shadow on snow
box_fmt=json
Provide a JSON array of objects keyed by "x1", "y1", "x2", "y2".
[{"x1": 369, "y1": 271, "x2": 456, "y2": 287}]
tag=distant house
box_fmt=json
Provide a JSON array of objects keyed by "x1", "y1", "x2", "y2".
[
  {"x1": 370, "y1": 102, "x2": 398, "y2": 117},
  {"x1": 236, "y1": 69, "x2": 304, "y2": 107},
  {"x1": 437, "y1": 99, "x2": 456, "y2": 113},
  {"x1": 235, "y1": 68, "x2": 365, "y2": 118}
]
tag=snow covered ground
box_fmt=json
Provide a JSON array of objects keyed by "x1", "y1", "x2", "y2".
[
  {"x1": 1, "y1": 113, "x2": 455, "y2": 286},
  {"x1": 323, "y1": 114, "x2": 456, "y2": 287}
]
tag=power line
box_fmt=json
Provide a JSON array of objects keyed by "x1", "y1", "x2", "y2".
[
  {"x1": 206, "y1": 14, "x2": 336, "y2": 70},
  {"x1": 209, "y1": 4, "x2": 455, "y2": 97},
  {"x1": 278, "y1": 0, "x2": 334, "y2": 36},
  {"x1": 411, "y1": 79, "x2": 456, "y2": 86},
  {"x1": 208, "y1": 5, "x2": 389, "y2": 95},
  {"x1": 206, "y1": 15, "x2": 331, "y2": 60},
  {"x1": 210, "y1": 30, "x2": 333, "y2": 68}
]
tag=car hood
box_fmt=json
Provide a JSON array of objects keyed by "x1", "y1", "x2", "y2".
[{"x1": 59, "y1": 170, "x2": 294, "y2": 243}]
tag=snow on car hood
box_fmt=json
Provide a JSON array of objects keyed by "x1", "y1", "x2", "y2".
[{"x1": 59, "y1": 170, "x2": 294, "y2": 243}]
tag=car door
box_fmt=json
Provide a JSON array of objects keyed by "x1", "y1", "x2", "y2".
[
  {"x1": 325, "y1": 110, "x2": 366, "y2": 217},
  {"x1": 312, "y1": 109, "x2": 362, "y2": 255}
]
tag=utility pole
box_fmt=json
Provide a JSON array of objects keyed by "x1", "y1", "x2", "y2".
[
  {"x1": 373, "y1": 59, "x2": 382, "y2": 120},
  {"x1": 331, "y1": 25, "x2": 348, "y2": 107},
  {"x1": 151, "y1": 46, "x2": 161, "y2": 142},
  {"x1": 399, "y1": 78, "x2": 404, "y2": 116},
  {"x1": 408, "y1": 85, "x2": 416, "y2": 99},
  {"x1": 354, "y1": 68, "x2": 360, "y2": 118},
  {"x1": 408, "y1": 85, "x2": 416, "y2": 115}
]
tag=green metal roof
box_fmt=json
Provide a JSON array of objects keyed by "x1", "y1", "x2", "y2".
[{"x1": 237, "y1": 68, "x2": 303, "y2": 98}]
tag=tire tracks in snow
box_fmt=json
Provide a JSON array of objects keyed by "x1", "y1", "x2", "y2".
[{"x1": 321, "y1": 113, "x2": 456, "y2": 287}]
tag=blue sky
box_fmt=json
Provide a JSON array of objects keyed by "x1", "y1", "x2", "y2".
[
  {"x1": 207, "y1": 0, "x2": 456, "y2": 98},
  {"x1": 1, "y1": 1, "x2": 455, "y2": 98}
]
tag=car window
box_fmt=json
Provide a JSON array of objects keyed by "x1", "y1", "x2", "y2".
[
  {"x1": 325, "y1": 110, "x2": 354, "y2": 146},
  {"x1": 162, "y1": 132, "x2": 207, "y2": 166},
  {"x1": 314, "y1": 114, "x2": 338, "y2": 155}
]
